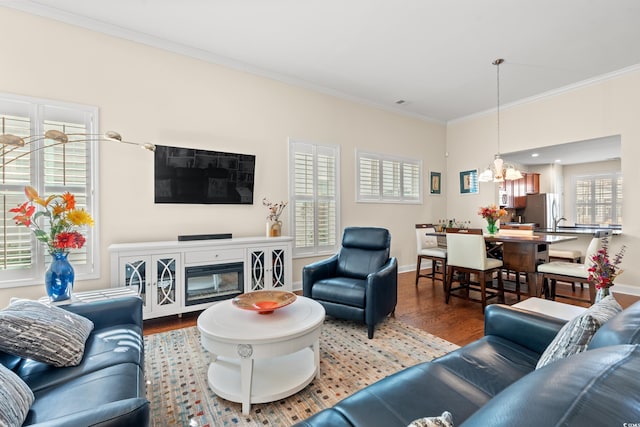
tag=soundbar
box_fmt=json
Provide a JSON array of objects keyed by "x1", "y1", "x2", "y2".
[{"x1": 178, "y1": 233, "x2": 232, "y2": 241}]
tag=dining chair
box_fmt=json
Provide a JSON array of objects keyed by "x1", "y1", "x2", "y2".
[
  {"x1": 445, "y1": 228, "x2": 505, "y2": 311},
  {"x1": 537, "y1": 236, "x2": 602, "y2": 304},
  {"x1": 415, "y1": 224, "x2": 447, "y2": 286}
]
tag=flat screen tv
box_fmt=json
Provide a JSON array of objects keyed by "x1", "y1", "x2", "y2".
[{"x1": 154, "y1": 145, "x2": 255, "y2": 204}]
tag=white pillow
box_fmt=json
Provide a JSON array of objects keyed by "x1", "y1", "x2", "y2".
[
  {"x1": 536, "y1": 295, "x2": 622, "y2": 369},
  {"x1": 0, "y1": 299, "x2": 94, "y2": 367},
  {"x1": 408, "y1": 411, "x2": 454, "y2": 427},
  {"x1": 0, "y1": 364, "x2": 34, "y2": 426}
]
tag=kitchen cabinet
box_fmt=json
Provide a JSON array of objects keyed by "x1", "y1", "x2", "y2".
[{"x1": 502, "y1": 173, "x2": 540, "y2": 208}]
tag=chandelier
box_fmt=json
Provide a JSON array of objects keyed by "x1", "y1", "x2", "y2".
[
  {"x1": 0, "y1": 130, "x2": 155, "y2": 167},
  {"x1": 478, "y1": 58, "x2": 523, "y2": 183}
]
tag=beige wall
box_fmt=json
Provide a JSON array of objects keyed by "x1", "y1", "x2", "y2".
[
  {"x1": 0, "y1": 7, "x2": 447, "y2": 306},
  {"x1": 447, "y1": 71, "x2": 640, "y2": 292}
]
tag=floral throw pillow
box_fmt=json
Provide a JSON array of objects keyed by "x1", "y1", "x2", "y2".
[
  {"x1": 0, "y1": 299, "x2": 94, "y2": 367},
  {"x1": 408, "y1": 411, "x2": 454, "y2": 427},
  {"x1": 536, "y1": 295, "x2": 622, "y2": 369}
]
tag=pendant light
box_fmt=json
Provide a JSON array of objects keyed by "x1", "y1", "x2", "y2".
[{"x1": 478, "y1": 58, "x2": 523, "y2": 183}]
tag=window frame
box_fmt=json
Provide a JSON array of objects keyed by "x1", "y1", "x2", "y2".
[
  {"x1": 288, "y1": 139, "x2": 340, "y2": 259},
  {"x1": 572, "y1": 172, "x2": 623, "y2": 226},
  {"x1": 355, "y1": 149, "x2": 423, "y2": 204},
  {"x1": 0, "y1": 93, "x2": 100, "y2": 289}
]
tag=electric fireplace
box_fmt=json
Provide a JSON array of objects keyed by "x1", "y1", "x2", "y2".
[{"x1": 184, "y1": 261, "x2": 244, "y2": 306}]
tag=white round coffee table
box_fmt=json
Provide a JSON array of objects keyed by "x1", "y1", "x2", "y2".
[{"x1": 197, "y1": 295, "x2": 325, "y2": 415}]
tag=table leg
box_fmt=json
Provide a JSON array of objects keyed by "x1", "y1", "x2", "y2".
[
  {"x1": 313, "y1": 340, "x2": 320, "y2": 379},
  {"x1": 526, "y1": 272, "x2": 539, "y2": 297},
  {"x1": 240, "y1": 358, "x2": 254, "y2": 415}
]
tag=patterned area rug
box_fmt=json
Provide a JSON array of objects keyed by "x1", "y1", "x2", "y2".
[{"x1": 144, "y1": 317, "x2": 459, "y2": 427}]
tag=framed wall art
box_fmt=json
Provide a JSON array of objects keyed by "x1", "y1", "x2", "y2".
[
  {"x1": 459, "y1": 169, "x2": 479, "y2": 194},
  {"x1": 430, "y1": 171, "x2": 441, "y2": 195}
]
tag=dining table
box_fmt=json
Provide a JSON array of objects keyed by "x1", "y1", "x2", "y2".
[{"x1": 427, "y1": 231, "x2": 577, "y2": 297}]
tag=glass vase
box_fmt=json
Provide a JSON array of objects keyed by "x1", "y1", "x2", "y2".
[
  {"x1": 595, "y1": 286, "x2": 610, "y2": 304},
  {"x1": 486, "y1": 219, "x2": 498, "y2": 235},
  {"x1": 266, "y1": 220, "x2": 282, "y2": 237},
  {"x1": 45, "y1": 252, "x2": 74, "y2": 302}
]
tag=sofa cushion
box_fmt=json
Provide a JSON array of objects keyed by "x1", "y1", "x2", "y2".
[
  {"x1": 0, "y1": 363, "x2": 34, "y2": 427},
  {"x1": 589, "y1": 299, "x2": 640, "y2": 349},
  {"x1": 16, "y1": 324, "x2": 144, "y2": 391},
  {"x1": 24, "y1": 362, "x2": 145, "y2": 425},
  {"x1": 0, "y1": 300, "x2": 94, "y2": 368},
  {"x1": 460, "y1": 345, "x2": 640, "y2": 427},
  {"x1": 408, "y1": 411, "x2": 454, "y2": 427},
  {"x1": 536, "y1": 295, "x2": 621, "y2": 369}
]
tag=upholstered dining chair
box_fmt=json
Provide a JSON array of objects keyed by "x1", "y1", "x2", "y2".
[
  {"x1": 445, "y1": 228, "x2": 504, "y2": 311},
  {"x1": 415, "y1": 224, "x2": 447, "y2": 286},
  {"x1": 302, "y1": 227, "x2": 398, "y2": 339},
  {"x1": 538, "y1": 236, "x2": 603, "y2": 304}
]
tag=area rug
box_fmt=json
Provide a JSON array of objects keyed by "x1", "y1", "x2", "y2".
[{"x1": 144, "y1": 317, "x2": 459, "y2": 427}]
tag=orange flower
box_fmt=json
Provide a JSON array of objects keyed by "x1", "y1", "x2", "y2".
[
  {"x1": 9, "y1": 202, "x2": 35, "y2": 227},
  {"x1": 62, "y1": 192, "x2": 75, "y2": 210}
]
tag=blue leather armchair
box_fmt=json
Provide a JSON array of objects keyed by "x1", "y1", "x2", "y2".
[{"x1": 303, "y1": 227, "x2": 398, "y2": 339}]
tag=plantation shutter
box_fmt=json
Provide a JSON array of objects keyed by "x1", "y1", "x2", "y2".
[
  {"x1": 289, "y1": 140, "x2": 340, "y2": 257},
  {"x1": 356, "y1": 150, "x2": 422, "y2": 203},
  {"x1": 575, "y1": 173, "x2": 622, "y2": 225},
  {"x1": 0, "y1": 95, "x2": 97, "y2": 286}
]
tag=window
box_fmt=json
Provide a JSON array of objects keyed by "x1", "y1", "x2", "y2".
[
  {"x1": 574, "y1": 173, "x2": 622, "y2": 225},
  {"x1": 0, "y1": 94, "x2": 98, "y2": 288},
  {"x1": 356, "y1": 150, "x2": 422, "y2": 203},
  {"x1": 289, "y1": 140, "x2": 340, "y2": 257}
]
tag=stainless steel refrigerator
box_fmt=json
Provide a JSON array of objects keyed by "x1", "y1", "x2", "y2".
[{"x1": 522, "y1": 193, "x2": 559, "y2": 229}]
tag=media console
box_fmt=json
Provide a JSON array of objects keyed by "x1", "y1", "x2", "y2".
[{"x1": 109, "y1": 236, "x2": 293, "y2": 319}]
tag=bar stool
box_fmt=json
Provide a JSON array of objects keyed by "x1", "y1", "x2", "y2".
[
  {"x1": 548, "y1": 248, "x2": 583, "y2": 291},
  {"x1": 445, "y1": 228, "x2": 504, "y2": 311},
  {"x1": 538, "y1": 237, "x2": 602, "y2": 304},
  {"x1": 415, "y1": 224, "x2": 447, "y2": 285}
]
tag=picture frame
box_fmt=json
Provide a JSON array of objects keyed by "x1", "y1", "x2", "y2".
[
  {"x1": 459, "y1": 169, "x2": 479, "y2": 194},
  {"x1": 430, "y1": 171, "x2": 441, "y2": 195}
]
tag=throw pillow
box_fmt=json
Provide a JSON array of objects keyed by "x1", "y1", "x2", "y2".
[
  {"x1": 0, "y1": 364, "x2": 34, "y2": 427},
  {"x1": 408, "y1": 411, "x2": 454, "y2": 427},
  {"x1": 536, "y1": 295, "x2": 622, "y2": 369},
  {"x1": 0, "y1": 299, "x2": 94, "y2": 368}
]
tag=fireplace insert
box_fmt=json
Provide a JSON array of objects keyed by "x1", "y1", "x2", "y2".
[{"x1": 184, "y1": 261, "x2": 244, "y2": 306}]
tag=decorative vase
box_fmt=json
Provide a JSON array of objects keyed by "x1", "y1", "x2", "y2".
[
  {"x1": 45, "y1": 252, "x2": 74, "y2": 302},
  {"x1": 267, "y1": 220, "x2": 282, "y2": 237},
  {"x1": 486, "y1": 219, "x2": 498, "y2": 235},
  {"x1": 595, "y1": 286, "x2": 610, "y2": 303}
]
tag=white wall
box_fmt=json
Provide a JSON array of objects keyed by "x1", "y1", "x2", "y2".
[
  {"x1": 447, "y1": 71, "x2": 640, "y2": 291},
  {"x1": 0, "y1": 7, "x2": 447, "y2": 306}
]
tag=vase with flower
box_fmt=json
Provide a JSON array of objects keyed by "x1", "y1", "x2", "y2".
[
  {"x1": 587, "y1": 237, "x2": 626, "y2": 303},
  {"x1": 10, "y1": 186, "x2": 94, "y2": 301},
  {"x1": 477, "y1": 204, "x2": 507, "y2": 235},
  {"x1": 262, "y1": 198, "x2": 288, "y2": 237}
]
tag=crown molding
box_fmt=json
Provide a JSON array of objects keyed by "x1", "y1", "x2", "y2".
[{"x1": 448, "y1": 63, "x2": 640, "y2": 125}]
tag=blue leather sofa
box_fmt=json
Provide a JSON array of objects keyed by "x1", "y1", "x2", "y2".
[
  {"x1": 295, "y1": 301, "x2": 640, "y2": 427},
  {"x1": 303, "y1": 227, "x2": 398, "y2": 339},
  {"x1": 0, "y1": 296, "x2": 149, "y2": 426}
]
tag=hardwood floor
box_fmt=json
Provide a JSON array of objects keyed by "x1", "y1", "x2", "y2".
[{"x1": 143, "y1": 269, "x2": 618, "y2": 346}]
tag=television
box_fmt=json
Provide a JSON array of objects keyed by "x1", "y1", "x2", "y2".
[{"x1": 154, "y1": 145, "x2": 255, "y2": 204}]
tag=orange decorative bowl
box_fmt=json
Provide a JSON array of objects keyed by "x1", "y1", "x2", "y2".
[{"x1": 232, "y1": 290, "x2": 297, "y2": 314}]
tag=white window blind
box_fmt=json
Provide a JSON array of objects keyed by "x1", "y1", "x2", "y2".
[
  {"x1": 356, "y1": 150, "x2": 422, "y2": 203},
  {"x1": 0, "y1": 94, "x2": 98, "y2": 288},
  {"x1": 289, "y1": 140, "x2": 340, "y2": 257},
  {"x1": 574, "y1": 173, "x2": 623, "y2": 225}
]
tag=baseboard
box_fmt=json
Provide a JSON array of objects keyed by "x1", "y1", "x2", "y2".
[{"x1": 610, "y1": 283, "x2": 640, "y2": 297}]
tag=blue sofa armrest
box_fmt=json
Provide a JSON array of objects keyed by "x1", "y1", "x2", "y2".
[
  {"x1": 302, "y1": 254, "x2": 339, "y2": 298},
  {"x1": 484, "y1": 304, "x2": 565, "y2": 355},
  {"x1": 62, "y1": 296, "x2": 143, "y2": 331},
  {"x1": 26, "y1": 398, "x2": 149, "y2": 427},
  {"x1": 365, "y1": 257, "x2": 398, "y2": 322}
]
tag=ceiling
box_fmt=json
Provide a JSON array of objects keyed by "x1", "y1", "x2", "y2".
[
  {"x1": 5, "y1": 0, "x2": 640, "y2": 122},
  {"x1": 501, "y1": 135, "x2": 621, "y2": 166}
]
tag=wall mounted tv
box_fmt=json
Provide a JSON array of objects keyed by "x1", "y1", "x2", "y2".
[{"x1": 154, "y1": 144, "x2": 255, "y2": 204}]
